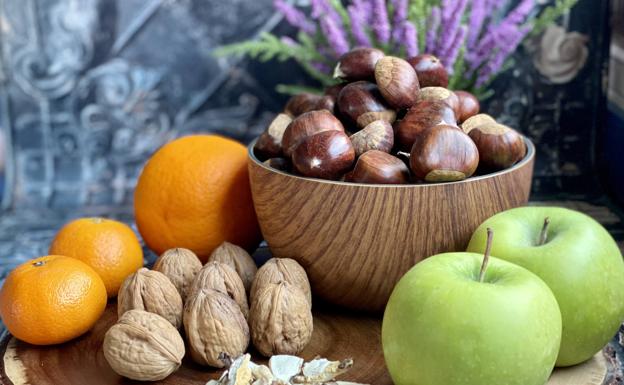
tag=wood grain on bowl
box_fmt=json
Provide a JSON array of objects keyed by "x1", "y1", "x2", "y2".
[
  {"x1": 0, "y1": 302, "x2": 607, "y2": 385},
  {"x1": 248, "y1": 140, "x2": 535, "y2": 311}
]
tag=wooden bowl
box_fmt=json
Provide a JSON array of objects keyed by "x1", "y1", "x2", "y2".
[{"x1": 248, "y1": 139, "x2": 535, "y2": 312}]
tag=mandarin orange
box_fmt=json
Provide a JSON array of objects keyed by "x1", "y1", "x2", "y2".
[
  {"x1": 0, "y1": 255, "x2": 107, "y2": 345},
  {"x1": 49, "y1": 217, "x2": 144, "y2": 297}
]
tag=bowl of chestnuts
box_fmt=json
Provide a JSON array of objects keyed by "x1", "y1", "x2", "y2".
[{"x1": 248, "y1": 48, "x2": 535, "y2": 312}]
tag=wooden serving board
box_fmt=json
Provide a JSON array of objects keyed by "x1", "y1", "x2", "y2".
[{"x1": 0, "y1": 304, "x2": 608, "y2": 385}]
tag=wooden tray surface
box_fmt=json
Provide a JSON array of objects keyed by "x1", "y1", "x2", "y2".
[{"x1": 0, "y1": 304, "x2": 608, "y2": 385}]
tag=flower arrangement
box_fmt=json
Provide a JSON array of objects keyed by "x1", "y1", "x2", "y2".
[{"x1": 217, "y1": 0, "x2": 579, "y2": 97}]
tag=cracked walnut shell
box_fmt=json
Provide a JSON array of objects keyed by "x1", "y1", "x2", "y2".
[
  {"x1": 117, "y1": 268, "x2": 183, "y2": 328},
  {"x1": 103, "y1": 309, "x2": 185, "y2": 381},
  {"x1": 250, "y1": 281, "x2": 313, "y2": 357},
  {"x1": 250, "y1": 258, "x2": 312, "y2": 306},
  {"x1": 208, "y1": 242, "x2": 258, "y2": 293},
  {"x1": 184, "y1": 288, "x2": 250, "y2": 368},
  {"x1": 190, "y1": 261, "x2": 249, "y2": 319},
  {"x1": 153, "y1": 247, "x2": 203, "y2": 301}
]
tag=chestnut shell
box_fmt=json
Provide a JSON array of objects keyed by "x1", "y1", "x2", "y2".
[
  {"x1": 337, "y1": 81, "x2": 396, "y2": 129},
  {"x1": 407, "y1": 54, "x2": 449, "y2": 88},
  {"x1": 334, "y1": 48, "x2": 385, "y2": 81},
  {"x1": 468, "y1": 123, "x2": 526, "y2": 170},
  {"x1": 282, "y1": 110, "x2": 345, "y2": 158},
  {"x1": 345, "y1": 150, "x2": 409, "y2": 184}
]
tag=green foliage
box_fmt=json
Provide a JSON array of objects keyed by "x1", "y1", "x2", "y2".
[{"x1": 530, "y1": 0, "x2": 581, "y2": 36}]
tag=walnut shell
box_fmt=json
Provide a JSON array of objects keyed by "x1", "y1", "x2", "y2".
[
  {"x1": 209, "y1": 242, "x2": 258, "y2": 293},
  {"x1": 118, "y1": 268, "x2": 183, "y2": 328},
  {"x1": 250, "y1": 258, "x2": 312, "y2": 306},
  {"x1": 153, "y1": 248, "x2": 203, "y2": 301},
  {"x1": 184, "y1": 288, "x2": 250, "y2": 367},
  {"x1": 190, "y1": 261, "x2": 249, "y2": 319},
  {"x1": 103, "y1": 309, "x2": 185, "y2": 381},
  {"x1": 250, "y1": 282, "x2": 313, "y2": 357}
]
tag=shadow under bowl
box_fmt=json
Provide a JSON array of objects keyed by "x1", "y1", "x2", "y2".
[{"x1": 248, "y1": 139, "x2": 535, "y2": 312}]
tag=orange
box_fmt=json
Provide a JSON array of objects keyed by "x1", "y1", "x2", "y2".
[
  {"x1": 134, "y1": 135, "x2": 261, "y2": 262},
  {"x1": 49, "y1": 217, "x2": 144, "y2": 297},
  {"x1": 0, "y1": 255, "x2": 107, "y2": 345}
]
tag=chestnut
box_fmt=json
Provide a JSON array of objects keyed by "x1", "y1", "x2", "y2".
[
  {"x1": 281, "y1": 110, "x2": 345, "y2": 158},
  {"x1": 285, "y1": 93, "x2": 323, "y2": 117},
  {"x1": 315, "y1": 94, "x2": 336, "y2": 114},
  {"x1": 254, "y1": 113, "x2": 292, "y2": 160},
  {"x1": 349, "y1": 120, "x2": 394, "y2": 157},
  {"x1": 467, "y1": 123, "x2": 526, "y2": 170},
  {"x1": 419, "y1": 87, "x2": 460, "y2": 113},
  {"x1": 461, "y1": 113, "x2": 496, "y2": 134},
  {"x1": 337, "y1": 81, "x2": 397, "y2": 128},
  {"x1": 333, "y1": 47, "x2": 385, "y2": 81},
  {"x1": 407, "y1": 54, "x2": 449, "y2": 88},
  {"x1": 394, "y1": 100, "x2": 457, "y2": 151},
  {"x1": 263, "y1": 157, "x2": 291, "y2": 172},
  {"x1": 345, "y1": 150, "x2": 409, "y2": 184},
  {"x1": 324, "y1": 83, "x2": 346, "y2": 98},
  {"x1": 409, "y1": 125, "x2": 479, "y2": 182},
  {"x1": 374, "y1": 56, "x2": 420, "y2": 109},
  {"x1": 292, "y1": 130, "x2": 355, "y2": 180},
  {"x1": 454, "y1": 90, "x2": 480, "y2": 123}
]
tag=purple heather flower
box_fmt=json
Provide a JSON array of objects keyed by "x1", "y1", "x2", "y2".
[
  {"x1": 310, "y1": 0, "x2": 342, "y2": 25},
  {"x1": 503, "y1": 0, "x2": 534, "y2": 25},
  {"x1": 372, "y1": 0, "x2": 391, "y2": 44},
  {"x1": 441, "y1": 0, "x2": 454, "y2": 24},
  {"x1": 320, "y1": 17, "x2": 350, "y2": 56},
  {"x1": 273, "y1": 0, "x2": 316, "y2": 35},
  {"x1": 401, "y1": 21, "x2": 419, "y2": 57},
  {"x1": 391, "y1": 0, "x2": 409, "y2": 43},
  {"x1": 467, "y1": 0, "x2": 487, "y2": 49},
  {"x1": 348, "y1": 5, "x2": 372, "y2": 47},
  {"x1": 442, "y1": 25, "x2": 467, "y2": 73},
  {"x1": 438, "y1": 0, "x2": 468, "y2": 59},
  {"x1": 352, "y1": 0, "x2": 373, "y2": 23},
  {"x1": 476, "y1": 25, "x2": 530, "y2": 86},
  {"x1": 426, "y1": 6, "x2": 441, "y2": 53}
]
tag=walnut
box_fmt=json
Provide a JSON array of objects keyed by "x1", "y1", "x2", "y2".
[
  {"x1": 249, "y1": 281, "x2": 313, "y2": 357},
  {"x1": 250, "y1": 258, "x2": 312, "y2": 306},
  {"x1": 103, "y1": 309, "x2": 185, "y2": 381},
  {"x1": 209, "y1": 242, "x2": 258, "y2": 292},
  {"x1": 190, "y1": 261, "x2": 249, "y2": 319},
  {"x1": 153, "y1": 247, "x2": 203, "y2": 301},
  {"x1": 184, "y1": 288, "x2": 250, "y2": 367},
  {"x1": 117, "y1": 268, "x2": 183, "y2": 328}
]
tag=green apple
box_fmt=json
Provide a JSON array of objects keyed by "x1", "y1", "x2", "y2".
[
  {"x1": 382, "y1": 238, "x2": 562, "y2": 385},
  {"x1": 467, "y1": 206, "x2": 624, "y2": 367}
]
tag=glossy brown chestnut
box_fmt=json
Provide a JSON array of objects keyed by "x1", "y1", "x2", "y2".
[
  {"x1": 285, "y1": 93, "x2": 323, "y2": 117},
  {"x1": 345, "y1": 150, "x2": 409, "y2": 184},
  {"x1": 468, "y1": 123, "x2": 526, "y2": 170},
  {"x1": 254, "y1": 113, "x2": 292, "y2": 160},
  {"x1": 337, "y1": 81, "x2": 397, "y2": 128},
  {"x1": 410, "y1": 125, "x2": 479, "y2": 182},
  {"x1": 292, "y1": 130, "x2": 355, "y2": 180},
  {"x1": 263, "y1": 157, "x2": 291, "y2": 172},
  {"x1": 333, "y1": 47, "x2": 385, "y2": 81},
  {"x1": 455, "y1": 90, "x2": 481, "y2": 123},
  {"x1": 419, "y1": 87, "x2": 460, "y2": 113},
  {"x1": 281, "y1": 110, "x2": 345, "y2": 158},
  {"x1": 461, "y1": 113, "x2": 497, "y2": 133},
  {"x1": 349, "y1": 120, "x2": 394, "y2": 157},
  {"x1": 324, "y1": 83, "x2": 346, "y2": 98},
  {"x1": 374, "y1": 56, "x2": 420, "y2": 109},
  {"x1": 394, "y1": 100, "x2": 457, "y2": 151},
  {"x1": 407, "y1": 54, "x2": 449, "y2": 88},
  {"x1": 315, "y1": 95, "x2": 336, "y2": 114}
]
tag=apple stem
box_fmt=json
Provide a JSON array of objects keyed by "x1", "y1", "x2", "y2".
[
  {"x1": 538, "y1": 217, "x2": 550, "y2": 246},
  {"x1": 478, "y1": 228, "x2": 494, "y2": 283}
]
